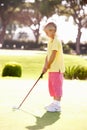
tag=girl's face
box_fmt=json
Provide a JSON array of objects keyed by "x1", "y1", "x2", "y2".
[{"x1": 45, "y1": 28, "x2": 56, "y2": 39}]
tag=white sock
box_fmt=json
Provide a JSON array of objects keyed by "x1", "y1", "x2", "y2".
[{"x1": 53, "y1": 100, "x2": 60, "y2": 106}]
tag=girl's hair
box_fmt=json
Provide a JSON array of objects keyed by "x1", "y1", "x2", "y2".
[{"x1": 44, "y1": 22, "x2": 57, "y2": 32}]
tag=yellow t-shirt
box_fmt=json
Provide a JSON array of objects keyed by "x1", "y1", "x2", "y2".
[{"x1": 47, "y1": 36, "x2": 65, "y2": 73}]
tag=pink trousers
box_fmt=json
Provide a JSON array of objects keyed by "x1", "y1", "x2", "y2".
[{"x1": 48, "y1": 72, "x2": 63, "y2": 97}]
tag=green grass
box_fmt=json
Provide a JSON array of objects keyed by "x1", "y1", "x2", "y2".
[
  {"x1": 0, "y1": 50, "x2": 87, "y2": 79},
  {"x1": 64, "y1": 54, "x2": 87, "y2": 67},
  {"x1": 0, "y1": 54, "x2": 46, "y2": 79},
  {"x1": 0, "y1": 79, "x2": 87, "y2": 130},
  {"x1": 0, "y1": 50, "x2": 87, "y2": 130}
]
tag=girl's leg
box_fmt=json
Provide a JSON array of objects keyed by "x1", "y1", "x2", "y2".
[
  {"x1": 45, "y1": 72, "x2": 63, "y2": 112},
  {"x1": 48, "y1": 72, "x2": 63, "y2": 98},
  {"x1": 54, "y1": 96, "x2": 61, "y2": 101}
]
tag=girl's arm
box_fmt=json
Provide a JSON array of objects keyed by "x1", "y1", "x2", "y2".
[{"x1": 42, "y1": 55, "x2": 48, "y2": 74}]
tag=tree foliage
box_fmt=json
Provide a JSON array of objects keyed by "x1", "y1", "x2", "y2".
[{"x1": 0, "y1": 0, "x2": 24, "y2": 23}]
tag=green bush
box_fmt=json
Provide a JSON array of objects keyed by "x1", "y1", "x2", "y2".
[
  {"x1": 63, "y1": 44, "x2": 71, "y2": 54},
  {"x1": 64, "y1": 65, "x2": 87, "y2": 80},
  {"x1": 74, "y1": 66, "x2": 87, "y2": 80},
  {"x1": 2, "y1": 62, "x2": 22, "y2": 77}
]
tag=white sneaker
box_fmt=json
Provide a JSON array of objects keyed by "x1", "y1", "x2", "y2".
[{"x1": 45, "y1": 103, "x2": 61, "y2": 112}]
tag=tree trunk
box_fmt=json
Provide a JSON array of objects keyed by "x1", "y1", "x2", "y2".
[
  {"x1": 34, "y1": 27, "x2": 39, "y2": 44},
  {"x1": 76, "y1": 24, "x2": 82, "y2": 55},
  {"x1": 0, "y1": 22, "x2": 7, "y2": 46}
]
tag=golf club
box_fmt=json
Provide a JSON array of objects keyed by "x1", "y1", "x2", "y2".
[{"x1": 12, "y1": 73, "x2": 44, "y2": 111}]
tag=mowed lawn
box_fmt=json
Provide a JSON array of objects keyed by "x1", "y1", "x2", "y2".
[
  {"x1": 0, "y1": 49, "x2": 87, "y2": 79},
  {"x1": 0, "y1": 78, "x2": 87, "y2": 130},
  {"x1": 0, "y1": 50, "x2": 87, "y2": 130}
]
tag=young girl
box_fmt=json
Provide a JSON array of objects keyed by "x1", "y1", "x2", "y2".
[{"x1": 42, "y1": 22, "x2": 65, "y2": 112}]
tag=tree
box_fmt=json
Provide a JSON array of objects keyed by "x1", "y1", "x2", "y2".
[
  {"x1": 56, "y1": 0, "x2": 87, "y2": 54},
  {"x1": 0, "y1": 0, "x2": 21, "y2": 44},
  {"x1": 0, "y1": 0, "x2": 33, "y2": 45}
]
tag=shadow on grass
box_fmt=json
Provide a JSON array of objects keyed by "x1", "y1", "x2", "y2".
[{"x1": 26, "y1": 111, "x2": 61, "y2": 130}]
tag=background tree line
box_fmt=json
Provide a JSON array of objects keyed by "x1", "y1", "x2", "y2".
[{"x1": 0, "y1": 0, "x2": 87, "y2": 54}]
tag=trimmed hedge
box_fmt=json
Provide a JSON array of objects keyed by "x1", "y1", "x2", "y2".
[
  {"x1": 2, "y1": 40, "x2": 43, "y2": 50},
  {"x1": 2, "y1": 62, "x2": 22, "y2": 77},
  {"x1": 64, "y1": 65, "x2": 87, "y2": 80}
]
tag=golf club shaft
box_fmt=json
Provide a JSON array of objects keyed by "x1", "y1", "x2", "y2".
[{"x1": 17, "y1": 73, "x2": 43, "y2": 109}]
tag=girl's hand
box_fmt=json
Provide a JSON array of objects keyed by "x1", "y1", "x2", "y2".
[{"x1": 42, "y1": 66, "x2": 47, "y2": 74}]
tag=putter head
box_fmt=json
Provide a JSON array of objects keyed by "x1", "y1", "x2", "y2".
[{"x1": 12, "y1": 106, "x2": 19, "y2": 111}]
